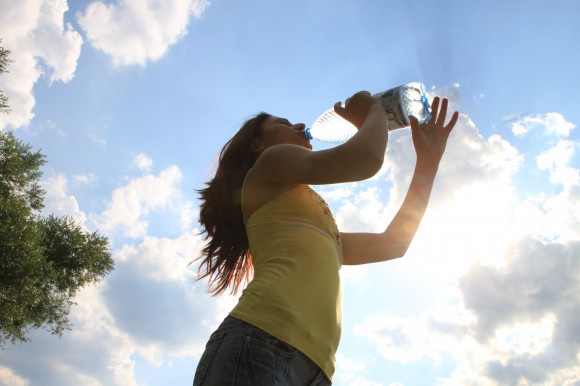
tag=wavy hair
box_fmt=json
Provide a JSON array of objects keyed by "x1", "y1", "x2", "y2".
[{"x1": 194, "y1": 112, "x2": 271, "y2": 295}]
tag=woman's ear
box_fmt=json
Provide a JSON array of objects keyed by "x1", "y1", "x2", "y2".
[{"x1": 251, "y1": 139, "x2": 264, "y2": 153}]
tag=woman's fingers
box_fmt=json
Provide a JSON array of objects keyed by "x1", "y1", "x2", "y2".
[
  {"x1": 429, "y1": 97, "x2": 440, "y2": 125},
  {"x1": 427, "y1": 97, "x2": 458, "y2": 131},
  {"x1": 445, "y1": 111, "x2": 459, "y2": 132},
  {"x1": 436, "y1": 98, "x2": 448, "y2": 126}
]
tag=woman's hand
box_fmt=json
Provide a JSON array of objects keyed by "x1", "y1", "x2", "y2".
[
  {"x1": 334, "y1": 91, "x2": 382, "y2": 129},
  {"x1": 409, "y1": 96, "x2": 459, "y2": 169}
]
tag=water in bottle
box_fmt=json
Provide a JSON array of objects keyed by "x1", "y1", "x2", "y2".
[{"x1": 305, "y1": 82, "x2": 432, "y2": 143}]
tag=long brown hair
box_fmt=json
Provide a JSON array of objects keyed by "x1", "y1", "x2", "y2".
[{"x1": 195, "y1": 112, "x2": 271, "y2": 295}]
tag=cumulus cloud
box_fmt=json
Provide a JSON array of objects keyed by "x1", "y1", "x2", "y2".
[
  {"x1": 78, "y1": 0, "x2": 210, "y2": 67},
  {"x1": 0, "y1": 283, "x2": 139, "y2": 386},
  {"x1": 0, "y1": 0, "x2": 82, "y2": 130},
  {"x1": 334, "y1": 86, "x2": 580, "y2": 384},
  {"x1": 518, "y1": 137, "x2": 579, "y2": 243},
  {"x1": 354, "y1": 314, "x2": 441, "y2": 363},
  {"x1": 103, "y1": 232, "x2": 222, "y2": 361},
  {"x1": 133, "y1": 152, "x2": 153, "y2": 171},
  {"x1": 73, "y1": 173, "x2": 96, "y2": 185},
  {"x1": 333, "y1": 353, "x2": 384, "y2": 386},
  {"x1": 93, "y1": 165, "x2": 183, "y2": 238},
  {"x1": 2, "y1": 80, "x2": 578, "y2": 385},
  {"x1": 348, "y1": 378, "x2": 384, "y2": 386},
  {"x1": 536, "y1": 140, "x2": 580, "y2": 186},
  {"x1": 456, "y1": 239, "x2": 580, "y2": 385},
  {"x1": 511, "y1": 112, "x2": 576, "y2": 137},
  {"x1": 0, "y1": 156, "x2": 222, "y2": 384},
  {"x1": 353, "y1": 239, "x2": 580, "y2": 385},
  {"x1": 0, "y1": 367, "x2": 27, "y2": 386},
  {"x1": 460, "y1": 239, "x2": 580, "y2": 341},
  {"x1": 326, "y1": 94, "x2": 523, "y2": 244},
  {"x1": 41, "y1": 173, "x2": 87, "y2": 225},
  {"x1": 0, "y1": 230, "x2": 222, "y2": 386},
  {"x1": 0, "y1": 0, "x2": 211, "y2": 131},
  {"x1": 335, "y1": 186, "x2": 388, "y2": 232}
]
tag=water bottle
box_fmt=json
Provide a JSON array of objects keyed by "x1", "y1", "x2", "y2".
[{"x1": 305, "y1": 82, "x2": 432, "y2": 143}]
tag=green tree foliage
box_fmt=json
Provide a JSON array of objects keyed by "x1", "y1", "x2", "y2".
[
  {"x1": 0, "y1": 39, "x2": 10, "y2": 113},
  {"x1": 0, "y1": 128, "x2": 114, "y2": 347}
]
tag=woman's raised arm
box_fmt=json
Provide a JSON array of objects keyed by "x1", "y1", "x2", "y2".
[{"x1": 341, "y1": 97, "x2": 459, "y2": 265}]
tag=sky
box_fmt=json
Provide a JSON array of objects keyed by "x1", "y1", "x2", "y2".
[{"x1": 0, "y1": 0, "x2": 579, "y2": 385}]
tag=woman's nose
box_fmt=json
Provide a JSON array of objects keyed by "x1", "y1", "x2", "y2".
[{"x1": 293, "y1": 123, "x2": 306, "y2": 131}]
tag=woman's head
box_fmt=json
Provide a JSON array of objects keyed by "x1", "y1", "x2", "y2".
[
  {"x1": 217, "y1": 113, "x2": 311, "y2": 176},
  {"x1": 216, "y1": 112, "x2": 272, "y2": 181},
  {"x1": 251, "y1": 115, "x2": 312, "y2": 153}
]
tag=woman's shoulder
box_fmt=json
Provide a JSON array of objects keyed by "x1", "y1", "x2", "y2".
[{"x1": 242, "y1": 168, "x2": 302, "y2": 223}]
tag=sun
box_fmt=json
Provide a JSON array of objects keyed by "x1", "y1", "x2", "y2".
[{"x1": 408, "y1": 181, "x2": 519, "y2": 278}]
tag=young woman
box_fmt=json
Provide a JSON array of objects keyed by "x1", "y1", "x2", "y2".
[{"x1": 193, "y1": 91, "x2": 459, "y2": 385}]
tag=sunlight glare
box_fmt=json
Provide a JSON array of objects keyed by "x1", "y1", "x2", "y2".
[{"x1": 409, "y1": 182, "x2": 518, "y2": 277}]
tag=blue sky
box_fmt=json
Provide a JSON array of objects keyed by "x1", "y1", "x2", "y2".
[{"x1": 1, "y1": 0, "x2": 579, "y2": 385}]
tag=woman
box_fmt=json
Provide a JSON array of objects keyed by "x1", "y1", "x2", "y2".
[{"x1": 193, "y1": 91, "x2": 459, "y2": 385}]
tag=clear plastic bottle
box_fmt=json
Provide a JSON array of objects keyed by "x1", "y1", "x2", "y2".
[{"x1": 305, "y1": 82, "x2": 432, "y2": 143}]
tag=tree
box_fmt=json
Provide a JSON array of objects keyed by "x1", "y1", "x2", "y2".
[
  {"x1": 0, "y1": 39, "x2": 10, "y2": 113},
  {"x1": 0, "y1": 42, "x2": 114, "y2": 347}
]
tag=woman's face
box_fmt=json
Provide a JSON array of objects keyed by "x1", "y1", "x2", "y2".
[{"x1": 254, "y1": 116, "x2": 312, "y2": 151}]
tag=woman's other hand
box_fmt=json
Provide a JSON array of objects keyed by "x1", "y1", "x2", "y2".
[{"x1": 409, "y1": 96, "x2": 459, "y2": 168}]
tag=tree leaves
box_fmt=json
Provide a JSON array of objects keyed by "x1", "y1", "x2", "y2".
[
  {"x1": 0, "y1": 131, "x2": 114, "y2": 347},
  {"x1": 0, "y1": 39, "x2": 10, "y2": 113}
]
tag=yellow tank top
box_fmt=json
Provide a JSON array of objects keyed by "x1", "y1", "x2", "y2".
[{"x1": 230, "y1": 184, "x2": 343, "y2": 380}]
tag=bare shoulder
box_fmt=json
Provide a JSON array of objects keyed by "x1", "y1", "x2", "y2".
[
  {"x1": 242, "y1": 145, "x2": 303, "y2": 221},
  {"x1": 250, "y1": 144, "x2": 312, "y2": 185},
  {"x1": 242, "y1": 165, "x2": 299, "y2": 223}
]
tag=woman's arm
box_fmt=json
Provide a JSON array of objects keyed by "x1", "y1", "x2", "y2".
[
  {"x1": 341, "y1": 97, "x2": 459, "y2": 265},
  {"x1": 252, "y1": 92, "x2": 390, "y2": 186}
]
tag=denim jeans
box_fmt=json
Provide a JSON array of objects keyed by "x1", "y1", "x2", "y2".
[{"x1": 193, "y1": 315, "x2": 332, "y2": 386}]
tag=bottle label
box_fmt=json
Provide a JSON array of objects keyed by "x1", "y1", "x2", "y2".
[{"x1": 372, "y1": 87, "x2": 408, "y2": 130}]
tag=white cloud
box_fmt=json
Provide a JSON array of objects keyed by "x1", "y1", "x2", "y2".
[
  {"x1": 518, "y1": 188, "x2": 580, "y2": 243},
  {"x1": 340, "y1": 265, "x2": 368, "y2": 282},
  {"x1": 0, "y1": 366, "x2": 28, "y2": 386},
  {"x1": 335, "y1": 186, "x2": 388, "y2": 233},
  {"x1": 0, "y1": 0, "x2": 82, "y2": 130},
  {"x1": 74, "y1": 173, "x2": 96, "y2": 185},
  {"x1": 517, "y1": 138, "x2": 579, "y2": 242},
  {"x1": 377, "y1": 112, "x2": 522, "y2": 219},
  {"x1": 332, "y1": 87, "x2": 579, "y2": 384},
  {"x1": 353, "y1": 238, "x2": 580, "y2": 385},
  {"x1": 94, "y1": 165, "x2": 183, "y2": 238},
  {"x1": 103, "y1": 233, "x2": 221, "y2": 359},
  {"x1": 115, "y1": 233, "x2": 198, "y2": 283},
  {"x1": 489, "y1": 316, "x2": 556, "y2": 357},
  {"x1": 41, "y1": 173, "x2": 87, "y2": 225},
  {"x1": 78, "y1": 0, "x2": 210, "y2": 67},
  {"x1": 0, "y1": 283, "x2": 140, "y2": 386},
  {"x1": 133, "y1": 152, "x2": 153, "y2": 171},
  {"x1": 451, "y1": 238, "x2": 580, "y2": 385},
  {"x1": 0, "y1": 229, "x2": 222, "y2": 385},
  {"x1": 354, "y1": 314, "x2": 446, "y2": 364},
  {"x1": 348, "y1": 377, "x2": 383, "y2": 386},
  {"x1": 536, "y1": 139, "x2": 580, "y2": 186},
  {"x1": 329, "y1": 105, "x2": 524, "y2": 278},
  {"x1": 511, "y1": 112, "x2": 576, "y2": 138},
  {"x1": 333, "y1": 353, "x2": 385, "y2": 386},
  {"x1": 2, "y1": 79, "x2": 578, "y2": 385},
  {"x1": 536, "y1": 140, "x2": 577, "y2": 171}
]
